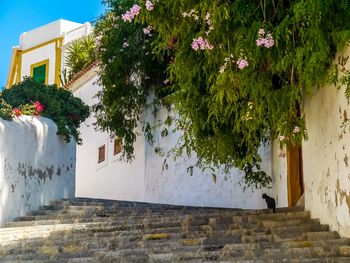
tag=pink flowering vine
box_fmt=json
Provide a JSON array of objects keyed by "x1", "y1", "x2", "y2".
[
  {"x1": 237, "y1": 57, "x2": 249, "y2": 69},
  {"x1": 191, "y1": 37, "x2": 214, "y2": 51},
  {"x1": 122, "y1": 4, "x2": 141, "y2": 22},
  {"x1": 256, "y1": 28, "x2": 275, "y2": 48},
  {"x1": 145, "y1": 0, "x2": 154, "y2": 11},
  {"x1": 143, "y1": 25, "x2": 153, "y2": 36}
]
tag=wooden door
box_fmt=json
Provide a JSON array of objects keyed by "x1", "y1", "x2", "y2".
[{"x1": 287, "y1": 146, "x2": 304, "y2": 207}]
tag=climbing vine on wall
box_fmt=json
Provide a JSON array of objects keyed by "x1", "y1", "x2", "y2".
[{"x1": 94, "y1": 0, "x2": 350, "y2": 188}]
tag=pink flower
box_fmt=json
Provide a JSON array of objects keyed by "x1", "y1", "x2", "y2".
[
  {"x1": 131, "y1": 4, "x2": 141, "y2": 15},
  {"x1": 122, "y1": 4, "x2": 141, "y2": 22},
  {"x1": 191, "y1": 37, "x2": 214, "y2": 51},
  {"x1": 13, "y1": 108, "x2": 22, "y2": 117},
  {"x1": 33, "y1": 101, "x2": 44, "y2": 113},
  {"x1": 258, "y1": 28, "x2": 265, "y2": 37},
  {"x1": 264, "y1": 34, "x2": 275, "y2": 48},
  {"x1": 143, "y1": 25, "x2": 153, "y2": 35},
  {"x1": 237, "y1": 58, "x2": 249, "y2": 69},
  {"x1": 122, "y1": 41, "x2": 129, "y2": 48},
  {"x1": 293, "y1": 126, "x2": 300, "y2": 133},
  {"x1": 256, "y1": 29, "x2": 275, "y2": 48},
  {"x1": 145, "y1": 0, "x2": 154, "y2": 11},
  {"x1": 256, "y1": 38, "x2": 266, "y2": 47}
]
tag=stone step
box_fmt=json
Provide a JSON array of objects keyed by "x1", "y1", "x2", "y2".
[
  {"x1": 0, "y1": 228, "x2": 341, "y2": 259},
  {"x1": 0, "y1": 198, "x2": 349, "y2": 263},
  {"x1": 0, "y1": 220, "x2": 330, "y2": 251},
  {"x1": 93, "y1": 245, "x2": 348, "y2": 262},
  {"x1": 8, "y1": 210, "x2": 312, "y2": 229}
]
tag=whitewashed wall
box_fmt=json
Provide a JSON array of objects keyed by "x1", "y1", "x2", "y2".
[
  {"x1": 302, "y1": 47, "x2": 350, "y2": 238},
  {"x1": 0, "y1": 116, "x2": 75, "y2": 226},
  {"x1": 20, "y1": 19, "x2": 82, "y2": 50},
  {"x1": 271, "y1": 140, "x2": 288, "y2": 208},
  {"x1": 73, "y1": 73, "x2": 274, "y2": 209},
  {"x1": 73, "y1": 74, "x2": 146, "y2": 202},
  {"x1": 143, "y1": 107, "x2": 273, "y2": 209},
  {"x1": 21, "y1": 43, "x2": 56, "y2": 84}
]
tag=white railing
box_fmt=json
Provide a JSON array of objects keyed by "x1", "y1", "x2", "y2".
[{"x1": 64, "y1": 22, "x2": 92, "y2": 45}]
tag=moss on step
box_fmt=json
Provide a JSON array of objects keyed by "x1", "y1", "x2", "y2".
[
  {"x1": 181, "y1": 238, "x2": 201, "y2": 246},
  {"x1": 338, "y1": 246, "x2": 350, "y2": 256},
  {"x1": 40, "y1": 246, "x2": 58, "y2": 256},
  {"x1": 142, "y1": 233, "x2": 170, "y2": 240}
]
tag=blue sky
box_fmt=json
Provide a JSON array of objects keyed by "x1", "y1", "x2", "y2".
[{"x1": 0, "y1": 1, "x2": 106, "y2": 88}]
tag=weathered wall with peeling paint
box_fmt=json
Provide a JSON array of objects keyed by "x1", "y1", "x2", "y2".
[
  {"x1": 302, "y1": 48, "x2": 350, "y2": 238},
  {"x1": 0, "y1": 116, "x2": 75, "y2": 226}
]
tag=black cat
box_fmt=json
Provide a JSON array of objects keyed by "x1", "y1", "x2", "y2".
[{"x1": 262, "y1": 193, "x2": 276, "y2": 213}]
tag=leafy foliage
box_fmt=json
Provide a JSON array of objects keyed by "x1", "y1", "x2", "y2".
[
  {"x1": 93, "y1": 0, "x2": 168, "y2": 160},
  {"x1": 1, "y1": 78, "x2": 90, "y2": 144},
  {"x1": 94, "y1": 0, "x2": 350, "y2": 187},
  {"x1": 61, "y1": 35, "x2": 97, "y2": 85},
  {"x1": 0, "y1": 99, "x2": 13, "y2": 120}
]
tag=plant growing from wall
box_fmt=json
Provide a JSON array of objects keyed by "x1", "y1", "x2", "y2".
[
  {"x1": 94, "y1": 0, "x2": 350, "y2": 188},
  {"x1": 1, "y1": 78, "x2": 90, "y2": 144},
  {"x1": 61, "y1": 35, "x2": 97, "y2": 85}
]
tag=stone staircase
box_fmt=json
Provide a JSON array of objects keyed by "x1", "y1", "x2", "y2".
[{"x1": 0, "y1": 198, "x2": 350, "y2": 262}]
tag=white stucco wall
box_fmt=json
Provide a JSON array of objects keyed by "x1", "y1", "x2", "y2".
[
  {"x1": 0, "y1": 116, "x2": 75, "y2": 226},
  {"x1": 302, "y1": 47, "x2": 350, "y2": 238},
  {"x1": 271, "y1": 140, "x2": 288, "y2": 207},
  {"x1": 21, "y1": 43, "x2": 56, "y2": 84},
  {"x1": 72, "y1": 72, "x2": 274, "y2": 208},
  {"x1": 143, "y1": 106, "x2": 274, "y2": 208},
  {"x1": 20, "y1": 19, "x2": 82, "y2": 50},
  {"x1": 73, "y1": 75, "x2": 145, "y2": 202}
]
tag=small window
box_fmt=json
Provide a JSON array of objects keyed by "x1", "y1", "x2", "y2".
[
  {"x1": 98, "y1": 145, "x2": 106, "y2": 163},
  {"x1": 114, "y1": 138, "x2": 122, "y2": 155},
  {"x1": 30, "y1": 59, "x2": 49, "y2": 84}
]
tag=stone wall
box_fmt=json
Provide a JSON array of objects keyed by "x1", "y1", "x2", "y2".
[{"x1": 0, "y1": 116, "x2": 75, "y2": 226}]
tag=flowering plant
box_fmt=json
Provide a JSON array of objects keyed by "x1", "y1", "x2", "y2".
[
  {"x1": 94, "y1": 0, "x2": 350, "y2": 188},
  {"x1": 1, "y1": 78, "x2": 89, "y2": 144}
]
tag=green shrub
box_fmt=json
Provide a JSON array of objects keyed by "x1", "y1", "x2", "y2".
[{"x1": 1, "y1": 78, "x2": 90, "y2": 144}]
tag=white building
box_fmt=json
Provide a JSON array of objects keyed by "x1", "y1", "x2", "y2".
[{"x1": 7, "y1": 19, "x2": 350, "y2": 238}]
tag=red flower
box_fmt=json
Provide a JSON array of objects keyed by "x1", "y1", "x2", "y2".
[
  {"x1": 13, "y1": 108, "x2": 22, "y2": 117},
  {"x1": 33, "y1": 101, "x2": 44, "y2": 114}
]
